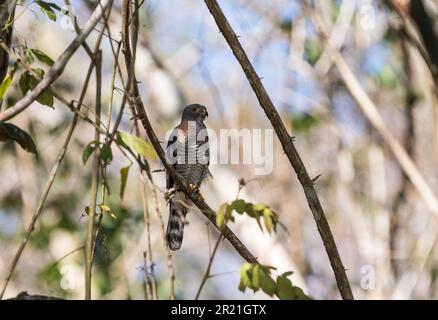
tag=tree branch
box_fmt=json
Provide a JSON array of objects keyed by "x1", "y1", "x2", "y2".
[
  {"x1": 0, "y1": 0, "x2": 111, "y2": 122},
  {"x1": 203, "y1": 0, "x2": 353, "y2": 300},
  {"x1": 120, "y1": 0, "x2": 257, "y2": 266}
]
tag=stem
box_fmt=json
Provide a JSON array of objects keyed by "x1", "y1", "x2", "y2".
[
  {"x1": 195, "y1": 235, "x2": 223, "y2": 300},
  {"x1": 140, "y1": 178, "x2": 158, "y2": 299},
  {"x1": 84, "y1": 50, "x2": 102, "y2": 300}
]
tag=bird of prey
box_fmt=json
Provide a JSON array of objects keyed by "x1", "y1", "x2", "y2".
[{"x1": 165, "y1": 104, "x2": 211, "y2": 251}]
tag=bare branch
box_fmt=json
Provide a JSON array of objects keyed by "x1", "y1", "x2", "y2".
[{"x1": 203, "y1": 0, "x2": 353, "y2": 300}]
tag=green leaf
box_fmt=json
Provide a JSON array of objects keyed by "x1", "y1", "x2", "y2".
[
  {"x1": 276, "y1": 275, "x2": 295, "y2": 300},
  {"x1": 0, "y1": 122, "x2": 38, "y2": 155},
  {"x1": 252, "y1": 203, "x2": 266, "y2": 212},
  {"x1": 225, "y1": 204, "x2": 234, "y2": 222},
  {"x1": 282, "y1": 271, "x2": 294, "y2": 277},
  {"x1": 41, "y1": 7, "x2": 56, "y2": 21},
  {"x1": 238, "y1": 263, "x2": 254, "y2": 292},
  {"x1": 275, "y1": 273, "x2": 311, "y2": 300},
  {"x1": 304, "y1": 41, "x2": 323, "y2": 66},
  {"x1": 239, "y1": 263, "x2": 277, "y2": 297},
  {"x1": 244, "y1": 202, "x2": 256, "y2": 218},
  {"x1": 99, "y1": 203, "x2": 117, "y2": 219},
  {"x1": 19, "y1": 69, "x2": 54, "y2": 108},
  {"x1": 35, "y1": 0, "x2": 62, "y2": 10},
  {"x1": 82, "y1": 140, "x2": 98, "y2": 165},
  {"x1": 251, "y1": 264, "x2": 261, "y2": 290},
  {"x1": 116, "y1": 131, "x2": 156, "y2": 159},
  {"x1": 0, "y1": 74, "x2": 12, "y2": 100},
  {"x1": 216, "y1": 203, "x2": 228, "y2": 229},
  {"x1": 375, "y1": 65, "x2": 397, "y2": 88},
  {"x1": 36, "y1": 87, "x2": 54, "y2": 107},
  {"x1": 25, "y1": 48, "x2": 35, "y2": 64},
  {"x1": 252, "y1": 264, "x2": 276, "y2": 296},
  {"x1": 231, "y1": 199, "x2": 246, "y2": 214},
  {"x1": 31, "y1": 49, "x2": 54, "y2": 67},
  {"x1": 120, "y1": 165, "x2": 131, "y2": 200},
  {"x1": 19, "y1": 72, "x2": 30, "y2": 94},
  {"x1": 292, "y1": 113, "x2": 320, "y2": 133},
  {"x1": 263, "y1": 207, "x2": 277, "y2": 234},
  {"x1": 35, "y1": 1, "x2": 60, "y2": 21},
  {"x1": 100, "y1": 143, "x2": 113, "y2": 165}
]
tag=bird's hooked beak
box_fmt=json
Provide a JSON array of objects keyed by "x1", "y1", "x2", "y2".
[{"x1": 200, "y1": 109, "x2": 208, "y2": 119}]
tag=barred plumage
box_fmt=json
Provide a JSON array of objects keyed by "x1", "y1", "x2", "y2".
[{"x1": 165, "y1": 104, "x2": 211, "y2": 251}]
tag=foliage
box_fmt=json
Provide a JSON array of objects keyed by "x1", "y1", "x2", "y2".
[
  {"x1": 116, "y1": 131, "x2": 156, "y2": 159},
  {"x1": 216, "y1": 198, "x2": 308, "y2": 299},
  {"x1": 216, "y1": 199, "x2": 278, "y2": 235},
  {"x1": 35, "y1": 1, "x2": 68, "y2": 21},
  {"x1": 0, "y1": 122, "x2": 37, "y2": 155},
  {"x1": 238, "y1": 263, "x2": 311, "y2": 300},
  {"x1": 82, "y1": 141, "x2": 113, "y2": 166},
  {"x1": 292, "y1": 113, "x2": 320, "y2": 133},
  {"x1": 119, "y1": 165, "x2": 131, "y2": 200}
]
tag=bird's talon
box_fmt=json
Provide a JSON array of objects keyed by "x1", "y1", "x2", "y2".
[
  {"x1": 165, "y1": 187, "x2": 176, "y2": 202},
  {"x1": 188, "y1": 183, "x2": 199, "y2": 194}
]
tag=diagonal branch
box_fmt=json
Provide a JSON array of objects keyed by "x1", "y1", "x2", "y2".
[
  {"x1": 120, "y1": 0, "x2": 257, "y2": 265},
  {"x1": 0, "y1": 0, "x2": 111, "y2": 122},
  {"x1": 203, "y1": 0, "x2": 353, "y2": 300}
]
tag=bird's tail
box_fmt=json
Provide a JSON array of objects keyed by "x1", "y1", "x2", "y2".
[{"x1": 166, "y1": 195, "x2": 187, "y2": 251}]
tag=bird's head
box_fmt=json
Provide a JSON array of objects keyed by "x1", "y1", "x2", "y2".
[{"x1": 182, "y1": 104, "x2": 209, "y2": 122}]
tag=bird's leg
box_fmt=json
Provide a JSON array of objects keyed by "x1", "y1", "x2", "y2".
[{"x1": 165, "y1": 187, "x2": 176, "y2": 204}]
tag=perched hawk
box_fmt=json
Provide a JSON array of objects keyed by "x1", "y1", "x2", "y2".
[{"x1": 165, "y1": 104, "x2": 211, "y2": 250}]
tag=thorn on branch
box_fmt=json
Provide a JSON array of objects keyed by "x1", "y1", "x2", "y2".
[{"x1": 312, "y1": 174, "x2": 322, "y2": 184}]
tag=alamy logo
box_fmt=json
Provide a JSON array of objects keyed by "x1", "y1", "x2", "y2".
[{"x1": 165, "y1": 121, "x2": 274, "y2": 175}]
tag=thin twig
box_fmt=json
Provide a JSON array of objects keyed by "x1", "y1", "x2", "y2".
[
  {"x1": 140, "y1": 174, "x2": 158, "y2": 300},
  {"x1": 195, "y1": 235, "x2": 223, "y2": 300},
  {"x1": 142, "y1": 251, "x2": 152, "y2": 300},
  {"x1": 84, "y1": 49, "x2": 102, "y2": 300}
]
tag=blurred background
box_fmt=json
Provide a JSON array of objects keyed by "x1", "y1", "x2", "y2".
[{"x1": 1, "y1": 0, "x2": 438, "y2": 299}]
